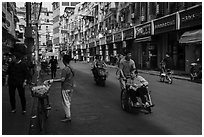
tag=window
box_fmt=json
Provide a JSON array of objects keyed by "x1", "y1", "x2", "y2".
[
  {"x1": 46, "y1": 26, "x2": 48, "y2": 30},
  {"x1": 47, "y1": 19, "x2": 49, "y2": 23},
  {"x1": 47, "y1": 12, "x2": 49, "y2": 16},
  {"x1": 39, "y1": 26, "x2": 41, "y2": 30}
]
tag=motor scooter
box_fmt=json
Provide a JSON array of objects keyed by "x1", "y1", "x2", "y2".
[
  {"x1": 159, "y1": 62, "x2": 173, "y2": 84},
  {"x1": 190, "y1": 62, "x2": 202, "y2": 81},
  {"x1": 92, "y1": 67, "x2": 108, "y2": 86}
]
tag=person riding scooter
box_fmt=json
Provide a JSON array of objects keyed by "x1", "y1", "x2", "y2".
[
  {"x1": 126, "y1": 70, "x2": 150, "y2": 107},
  {"x1": 92, "y1": 55, "x2": 107, "y2": 79},
  {"x1": 160, "y1": 52, "x2": 173, "y2": 83}
]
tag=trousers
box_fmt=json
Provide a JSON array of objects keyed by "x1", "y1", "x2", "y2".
[
  {"x1": 8, "y1": 84, "x2": 26, "y2": 111},
  {"x1": 61, "y1": 89, "x2": 73, "y2": 118}
]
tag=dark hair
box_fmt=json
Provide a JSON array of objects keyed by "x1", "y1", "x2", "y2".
[
  {"x1": 166, "y1": 52, "x2": 170, "y2": 55},
  {"x1": 63, "y1": 55, "x2": 71, "y2": 64},
  {"x1": 134, "y1": 70, "x2": 138, "y2": 74},
  {"x1": 124, "y1": 50, "x2": 131, "y2": 55},
  {"x1": 14, "y1": 52, "x2": 22, "y2": 60}
]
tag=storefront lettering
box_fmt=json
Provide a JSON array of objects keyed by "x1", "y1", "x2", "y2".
[
  {"x1": 136, "y1": 23, "x2": 151, "y2": 38},
  {"x1": 114, "y1": 32, "x2": 122, "y2": 42},
  {"x1": 179, "y1": 5, "x2": 202, "y2": 29},
  {"x1": 106, "y1": 35, "x2": 113, "y2": 44},
  {"x1": 123, "y1": 28, "x2": 134, "y2": 40},
  {"x1": 155, "y1": 20, "x2": 175, "y2": 29},
  {"x1": 100, "y1": 37, "x2": 106, "y2": 45},
  {"x1": 154, "y1": 14, "x2": 177, "y2": 34}
]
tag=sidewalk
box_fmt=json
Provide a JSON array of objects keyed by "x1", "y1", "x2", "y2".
[
  {"x1": 106, "y1": 64, "x2": 190, "y2": 81},
  {"x1": 2, "y1": 68, "x2": 50, "y2": 135},
  {"x1": 2, "y1": 84, "x2": 34, "y2": 135}
]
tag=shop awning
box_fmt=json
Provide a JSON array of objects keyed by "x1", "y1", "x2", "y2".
[{"x1": 179, "y1": 29, "x2": 202, "y2": 44}]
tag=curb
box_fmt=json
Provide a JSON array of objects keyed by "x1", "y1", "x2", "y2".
[{"x1": 106, "y1": 65, "x2": 190, "y2": 81}]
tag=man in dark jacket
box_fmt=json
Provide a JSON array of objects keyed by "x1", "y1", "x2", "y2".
[
  {"x1": 7, "y1": 52, "x2": 29, "y2": 114},
  {"x1": 49, "y1": 56, "x2": 58, "y2": 79}
]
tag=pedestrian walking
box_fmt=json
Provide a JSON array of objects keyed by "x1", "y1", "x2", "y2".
[
  {"x1": 7, "y1": 52, "x2": 29, "y2": 114},
  {"x1": 49, "y1": 56, "x2": 58, "y2": 79},
  {"x1": 53, "y1": 55, "x2": 75, "y2": 122},
  {"x1": 74, "y1": 55, "x2": 77, "y2": 63}
]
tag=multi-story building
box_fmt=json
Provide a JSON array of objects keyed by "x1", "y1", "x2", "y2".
[
  {"x1": 65, "y1": 2, "x2": 201, "y2": 74},
  {"x1": 52, "y1": 2, "x2": 79, "y2": 57},
  {"x1": 38, "y1": 7, "x2": 53, "y2": 57},
  {"x1": 2, "y1": 2, "x2": 19, "y2": 55},
  {"x1": 16, "y1": 6, "x2": 26, "y2": 45}
]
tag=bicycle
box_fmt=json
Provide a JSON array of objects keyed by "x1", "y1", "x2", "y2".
[{"x1": 29, "y1": 79, "x2": 53, "y2": 133}]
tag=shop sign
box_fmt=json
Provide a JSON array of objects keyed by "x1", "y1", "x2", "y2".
[
  {"x1": 106, "y1": 34, "x2": 113, "y2": 44},
  {"x1": 179, "y1": 5, "x2": 202, "y2": 29},
  {"x1": 96, "y1": 40, "x2": 99, "y2": 46},
  {"x1": 123, "y1": 27, "x2": 134, "y2": 40},
  {"x1": 89, "y1": 42, "x2": 95, "y2": 48},
  {"x1": 135, "y1": 22, "x2": 151, "y2": 38},
  {"x1": 114, "y1": 31, "x2": 122, "y2": 42},
  {"x1": 100, "y1": 37, "x2": 106, "y2": 45},
  {"x1": 154, "y1": 13, "x2": 177, "y2": 35}
]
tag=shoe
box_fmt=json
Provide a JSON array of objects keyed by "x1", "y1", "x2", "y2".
[
  {"x1": 22, "y1": 110, "x2": 26, "y2": 115},
  {"x1": 145, "y1": 102, "x2": 150, "y2": 107},
  {"x1": 134, "y1": 102, "x2": 140, "y2": 107},
  {"x1": 11, "y1": 110, "x2": 16, "y2": 113},
  {"x1": 61, "y1": 117, "x2": 71, "y2": 122},
  {"x1": 46, "y1": 105, "x2": 51, "y2": 110}
]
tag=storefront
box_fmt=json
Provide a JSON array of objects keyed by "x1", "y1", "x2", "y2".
[
  {"x1": 178, "y1": 5, "x2": 202, "y2": 73},
  {"x1": 95, "y1": 40, "x2": 100, "y2": 55},
  {"x1": 89, "y1": 41, "x2": 96, "y2": 62},
  {"x1": 106, "y1": 34, "x2": 113, "y2": 63},
  {"x1": 2, "y1": 26, "x2": 17, "y2": 55},
  {"x1": 113, "y1": 31, "x2": 123, "y2": 55},
  {"x1": 99, "y1": 37, "x2": 106, "y2": 62},
  {"x1": 123, "y1": 27, "x2": 134, "y2": 53},
  {"x1": 153, "y1": 13, "x2": 180, "y2": 70},
  {"x1": 134, "y1": 22, "x2": 155, "y2": 69}
]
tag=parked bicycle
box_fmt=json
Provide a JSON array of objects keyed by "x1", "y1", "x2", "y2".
[{"x1": 29, "y1": 79, "x2": 53, "y2": 133}]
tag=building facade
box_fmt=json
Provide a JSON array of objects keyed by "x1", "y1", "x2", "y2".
[
  {"x1": 61, "y1": 2, "x2": 201, "y2": 73},
  {"x1": 2, "y1": 2, "x2": 19, "y2": 55},
  {"x1": 52, "y1": 2, "x2": 79, "y2": 57},
  {"x1": 16, "y1": 6, "x2": 26, "y2": 45},
  {"x1": 38, "y1": 7, "x2": 53, "y2": 57}
]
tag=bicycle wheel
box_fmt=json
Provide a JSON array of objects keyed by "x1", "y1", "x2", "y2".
[{"x1": 37, "y1": 98, "x2": 46, "y2": 132}]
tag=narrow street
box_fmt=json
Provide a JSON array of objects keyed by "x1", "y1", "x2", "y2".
[
  {"x1": 43, "y1": 61, "x2": 202, "y2": 135},
  {"x1": 2, "y1": 1, "x2": 202, "y2": 135}
]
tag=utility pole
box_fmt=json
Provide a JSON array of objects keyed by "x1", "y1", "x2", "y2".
[{"x1": 25, "y1": 2, "x2": 34, "y2": 63}]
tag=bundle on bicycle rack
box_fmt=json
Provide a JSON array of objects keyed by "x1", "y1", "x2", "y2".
[{"x1": 31, "y1": 85, "x2": 50, "y2": 98}]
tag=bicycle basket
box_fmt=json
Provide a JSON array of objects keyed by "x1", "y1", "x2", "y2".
[{"x1": 31, "y1": 85, "x2": 49, "y2": 98}]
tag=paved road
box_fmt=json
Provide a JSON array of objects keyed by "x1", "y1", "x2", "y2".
[{"x1": 41, "y1": 61, "x2": 201, "y2": 135}]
